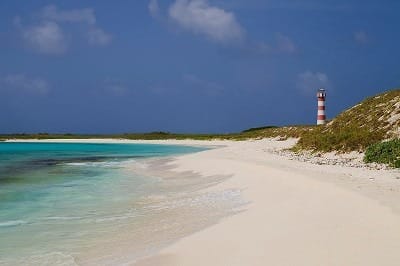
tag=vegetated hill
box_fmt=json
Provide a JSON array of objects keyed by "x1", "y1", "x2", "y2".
[{"x1": 296, "y1": 89, "x2": 400, "y2": 152}]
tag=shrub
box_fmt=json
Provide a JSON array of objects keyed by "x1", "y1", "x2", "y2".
[
  {"x1": 364, "y1": 139, "x2": 400, "y2": 168},
  {"x1": 295, "y1": 126, "x2": 384, "y2": 153},
  {"x1": 242, "y1": 126, "x2": 278, "y2": 133}
]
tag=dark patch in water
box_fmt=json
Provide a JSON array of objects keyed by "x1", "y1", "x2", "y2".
[
  {"x1": 30, "y1": 155, "x2": 145, "y2": 166},
  {"x1": 0, "y1": 155, "x2": 144, "y2": 185}
]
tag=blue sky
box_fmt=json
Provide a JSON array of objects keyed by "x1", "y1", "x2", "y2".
[{"x1": 1, "y1": 0, "x2": 399, "y2": 133}]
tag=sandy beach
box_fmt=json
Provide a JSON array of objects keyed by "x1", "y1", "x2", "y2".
[
  {"x1": 9, "y1": 138, "x2": 400, "y2": 265},
  {"x1": 130, "y1": 138, "x2": 400, "y2": 266}
]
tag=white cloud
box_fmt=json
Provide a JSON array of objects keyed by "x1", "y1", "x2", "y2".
[
  {"x1": 168, "y1": 0, "x2": 244, "y2": 43},
  {"x1": 1, "y1": 74, "x2": 50, "y2": 94},
  {"x1": 354, "y1": 31, "x2": 368, "y2": 44},
  {"x1": 151, "y1": 1, "x2": 295, "y2": 55},
  {"x1": 149, "y1": 0, "x2": 161, "y2": 18},
  {"x1": 88, "y1": 27, "x2": 112, "y2": 46},
  {"x1": 41, "y1": 5, "x2": 96, "y2": 25},
  {"x1": 296, "y1": 71, "x2": 330, "y2": 93},
  {"x1": 21, "y1": 21, "x2": 67, "y2": 55},
  {"x1": 15, "y1": 5, "x2": 112, "y2": 55}
]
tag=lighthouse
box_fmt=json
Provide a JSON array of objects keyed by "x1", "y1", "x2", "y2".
[{"x1": 317, "y1": 88, "x2": 326, "y2": 125}]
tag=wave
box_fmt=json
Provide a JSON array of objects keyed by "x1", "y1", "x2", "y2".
[
  {"x1": 0, "y1": 252, "x2": 78, "y2": 266},
  {"x1": 0, "y1": 220, "x2": 27, "y2": 227},
  {"x1": 64, "y1": 161, "x2": 127, "y2": 168},
  {"x1": 64, "y1": 162, "x2": 87, "y2": 166},
  {"x1": 94, "y1": 212, "x2": 138, "y2": 223},
  {"x1": 41, "y1": 216, "x2": 83, "y2": 221},
  {"x1": 142, "y1": 189, "x2": 245, "y2": 211}
]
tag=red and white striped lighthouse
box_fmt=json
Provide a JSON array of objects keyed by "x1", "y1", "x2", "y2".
[{"x1": 317, "y1": 88, "x2": 326, "y2": 125}]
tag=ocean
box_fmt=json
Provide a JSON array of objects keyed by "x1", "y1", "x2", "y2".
[{"x1": 0, "y1": 142, "x2": 244, "y2": 265}]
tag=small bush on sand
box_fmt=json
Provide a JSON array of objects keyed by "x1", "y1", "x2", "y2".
[{"x1": 364, "y1": 139, "x2": 400, "y2": 168}]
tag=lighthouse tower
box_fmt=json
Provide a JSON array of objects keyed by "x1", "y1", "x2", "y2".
[{"x1": 317, "y1": 88, "x2": 326, "y2": 125}]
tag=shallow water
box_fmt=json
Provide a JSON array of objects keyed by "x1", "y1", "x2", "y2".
[{"x1": 0, "y1": 143, "x2": 245, "y2": 265}]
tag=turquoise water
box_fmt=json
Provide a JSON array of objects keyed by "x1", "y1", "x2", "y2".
[{"x1": 0, "y1": 142, "x2": 227, "y2": 265}]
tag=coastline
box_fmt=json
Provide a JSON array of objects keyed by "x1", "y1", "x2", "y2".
[
  {"x1": 3, "y1": 138, "x2": 228, "y2": 148},
  {"x1": 4, "y1": 138, "x2": 400, "y2": 265},
  {"x1": 0, "y1": 140, "x2": 242, "y2": 265},
  {"x1": 73, "y1": 156, "x2": 245, "y2": 266},
  {"x1": 133, "y1": 138, "x2": 400, "y2": 266}
]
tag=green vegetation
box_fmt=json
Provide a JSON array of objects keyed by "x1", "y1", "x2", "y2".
[
  {"x1": 295, "y1": 89, "x2": 400, "y2": 153},
  {"x1": 242, "y1": 126, "x2": 278, "y2": 133},
  {"x1": 0, "y1": 126, "x2": 313, "y2": 142},
  {"x1": 0, "y1": 133, "x2": 98, "y2": 140},
  {"x1": 294, "y1": 125, "x2": 384, "y2": 152},
  {"x1": 364, "y1": 139, "x2": 400, "y2": 168},
  {"x1": 237, "y1": 125, "x2": 313, "y2": 140}
]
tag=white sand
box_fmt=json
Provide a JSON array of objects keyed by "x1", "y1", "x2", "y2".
[
  {"x1": 132, "y1": 138, "x2": 400, "y2": 266},
  {"x1": 7, "y1": 138, "x2": 400, "y2": 265}
]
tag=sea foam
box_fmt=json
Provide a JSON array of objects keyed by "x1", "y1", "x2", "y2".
[{"x1": 0, "y1": 220, "x2": 27, "y2": 227}]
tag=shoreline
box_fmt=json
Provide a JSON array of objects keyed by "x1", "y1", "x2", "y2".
[
  {"x1": 3, "y1": 138, "x2": 229, "y2": 149},
  {"x1": 74, "y1": 155, "x2": 245, "y2": 266},
  {"x1": 0, "y1": 141, "x2": 242, "y2": 265},
  {"x1": 4, "y1": 138, "x2": 400, "y2": 265},
  {"x1": 133, "y1": 138, "x2": 400, "y2": 266}
]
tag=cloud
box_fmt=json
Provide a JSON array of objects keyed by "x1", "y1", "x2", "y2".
[
  {"x1": 87, "y1": 27, "x2": 112, "y2": 46},
  {"x1": 15, "y1": 5, "x2": 112, "y2": 54},
  {"x1": 296, "y1": 71, "x2": 330, "y2": 93},
  {"x1": 354, "y1": 31, "x2": 368, "y2": 44},
  {"x1": 1, "y1": 74, "x2": 50, "y2": 94},
  {"x1": 21, "y1": 21, "x2": 67, "y2": 55},
  {"x1": 41, "y1": 5, "x2": 96, "y2": 25},
  {"x1": 149, "y1": 0, "x2": 161, "y2": 18},
  {"x1": 151, "y1": 0, "x2": 296, "y2": 56},
  {"x1": 168, "y1": 0, "x2": 244, "y2": 43},
  {"x1": 41, "y1": 5, "x2": 112, "y2": 46}
]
